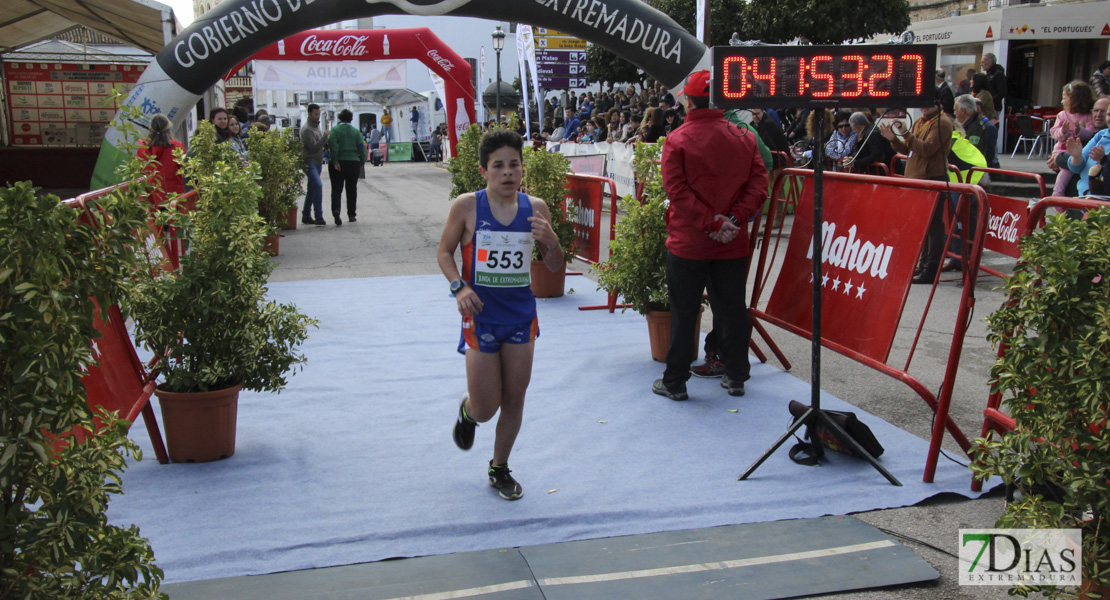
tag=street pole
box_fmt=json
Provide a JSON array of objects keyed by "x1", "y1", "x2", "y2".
[{"x1": 492, "y1": 25, "x2": 506, "y2": 128}]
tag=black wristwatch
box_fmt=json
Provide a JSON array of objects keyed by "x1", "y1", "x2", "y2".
[
  {"x1": 449, "y1": 279, "x2": 466, "y2": 294},
  {"x1": 727, "y1": 214, "x2": 740, "y2": 227}
]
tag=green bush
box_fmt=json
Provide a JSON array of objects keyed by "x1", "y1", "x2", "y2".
[
  {"x1": 447, "y1": 123, "x2": 485, "y2": 200},
  {"x1": 0, "y1": 181, "x2": 165, "y2": 599},
  {"x1": 247, "y1": 127, "x2": 305, "y2": 231},
  {"x1": 972, "y1": 209, "x2": 1110, "y2": 597},
  {"x1": 127, "y1": 134, "x2": 317, "y2": 394},
  {"x1": 592, "y1": 141, "x2": 669, "y2": 315},
  {"x1": 522, "y1": 146, "x2": 576, "y2": 261}
]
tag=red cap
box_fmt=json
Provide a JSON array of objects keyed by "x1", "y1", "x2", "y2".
[{"x1": 680, "y1": 70, "x2": 711, "y2": 98}]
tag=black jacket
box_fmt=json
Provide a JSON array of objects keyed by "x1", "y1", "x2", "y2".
[
  {"x1": 986, "y1": 64, "x2": 1007, "y2": 110},
  {"x1": 938, "y1": 82, "x2": 955, "y2": 118},
  {"x1": 852, "y1": 126, "x2": 894, "y2": 172}
]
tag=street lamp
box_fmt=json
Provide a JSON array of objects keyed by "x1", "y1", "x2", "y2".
[{"x1": 491, "y1": 24, "x2": 506, "y2": 128}]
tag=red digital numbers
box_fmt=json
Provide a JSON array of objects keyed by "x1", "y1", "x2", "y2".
[
  {"x1": 842, "y1": 55, "x2": 865, "y2": 98},
  {"x1": 809, "y1": 55, "x2": 834, "y2": 98},
  {"x1": 722, "y1": 57, "x2": 776, "y2": 98},
  {"x1": 720, "y1": 50, "x2": 927, "y2": 102},
  {"x1": 868, "y1": 55, "x2": 893, "y2": 97},
  {"x1": 904, "y1": 54, "x2": 924, "y2": 95}
]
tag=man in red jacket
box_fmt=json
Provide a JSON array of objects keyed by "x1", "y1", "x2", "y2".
[{"x1": 653, "y1": 70, "x2": 768, "y2": 401}]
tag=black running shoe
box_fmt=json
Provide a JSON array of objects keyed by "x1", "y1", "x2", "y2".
[
  {"x1": 652, "y1": 379, "x2": 688, "y2": 401},
  {"x1": 452, "y1": 396, "x2": 476, "y2": 450},
  {"x1": 721, "y1": 375, "x2": 746, "y2": 397},
  {"x1": 488, "y1": 461, "x2": 522, "y2": 500}
]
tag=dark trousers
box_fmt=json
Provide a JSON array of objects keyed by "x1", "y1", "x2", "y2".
[
  {"x1": 701, "y1": 257, "x2": 752, "y2": 357},
  {"x1": 917, "y1": 176, "x2": 950, "y2": 277},
  {"x1": 328, "y1": 160, "x2": 361, "y2": 218},
  {"x1": 664, "y1": 252, "x2": 752, "y2": 389}
]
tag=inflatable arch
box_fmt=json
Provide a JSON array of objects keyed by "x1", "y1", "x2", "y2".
[
  {"x1": 227, "y1": 28, "x2": 474, "y2": 157},
  {"x1": 92, "y1": 0, "x2": 708, "y2": 188}
]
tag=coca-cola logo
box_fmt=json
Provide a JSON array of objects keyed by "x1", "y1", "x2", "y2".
[
  {"x1": 427, "y1": 49, "x2": 455, "y2": 72},
  {"x1": 300, "y1": 34, "x2": 369, "y2": 58},
  {"x1": 986, "y1": 210, "x2": 1022, "y2": 243}
]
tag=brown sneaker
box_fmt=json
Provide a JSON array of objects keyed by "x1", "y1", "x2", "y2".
[{"x1": 691, "y1": 357, "x2": 725, "y2": 378}]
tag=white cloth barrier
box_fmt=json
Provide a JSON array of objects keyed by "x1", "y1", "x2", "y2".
[{"x1": 547, "y1": 141, "x2": 637, "y2": 199}]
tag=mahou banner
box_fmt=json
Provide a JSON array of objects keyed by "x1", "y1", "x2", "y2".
[{"x1": 765, "y1": 177, "x2": 937, "y2": 363}]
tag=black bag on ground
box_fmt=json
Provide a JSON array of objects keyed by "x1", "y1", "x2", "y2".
[{"x1": 787, "y1": 400, "x2": 884, "y2": 465}]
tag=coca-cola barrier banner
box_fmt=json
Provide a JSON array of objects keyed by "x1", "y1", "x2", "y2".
[
  {"x1": 765, "y1": 177, "x2": 937, "y2": 363},
  {"x1": 91, "y1": 0, "x2": 706, "y2": 188},
  {"x1": 982, "y1": 193, "x2": 1027, "y2": 259}
]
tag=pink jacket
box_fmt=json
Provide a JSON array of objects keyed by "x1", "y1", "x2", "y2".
[{"x1": 1051, "y1": 110, "x2": 1096, "y2": 153}]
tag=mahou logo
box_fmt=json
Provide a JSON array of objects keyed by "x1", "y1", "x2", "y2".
[
  {"x1": 426, "y1": 49, "x2": 455, "y2": 71},
  {"x1": 300, "y1": 35, "x2": 369, "y2": 58}
]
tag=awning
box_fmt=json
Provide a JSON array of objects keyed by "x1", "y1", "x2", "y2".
[{"x1": 0, "y1": 0, "x2": 179, "y2": 55}]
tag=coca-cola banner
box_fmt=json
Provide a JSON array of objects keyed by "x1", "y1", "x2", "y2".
[
  {"x1": 764, "y1": 176, "x2": 937, "y2": 363},
  {"x1": 982, "y1": 193, "x2": 1028, "y2": 259},
  {"x1": 253, "y1": 60, "x2": 407, "y2": 90},
  {"x1": 92, "y1": 0, "x2": 706, "y2": 188}
]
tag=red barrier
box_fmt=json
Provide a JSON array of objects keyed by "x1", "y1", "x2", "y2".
[
  {"x1": 750, "y1": 169, "x2": 989, "y2": 483},
  {"x1": 971, "y1": 196, "x2": 1110, "y2": 492},
  {"x1": 59, "y1": 192, "x2": 170, "y2": 463},
  {"x1": 961, "y1": 167, "x2": 1046, "y2": 280},
  {"x1": 572, "y1": 174, "x2": 625, "y2": 313}
]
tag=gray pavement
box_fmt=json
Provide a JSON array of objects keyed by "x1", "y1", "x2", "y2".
[{"x1": 196, "y1": 155, "x2": 1060, "y2": 598}]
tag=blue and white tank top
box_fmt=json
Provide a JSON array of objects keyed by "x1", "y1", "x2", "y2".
[{"x1": 461, "y1": 189, "x2": 536, "y2": 324}]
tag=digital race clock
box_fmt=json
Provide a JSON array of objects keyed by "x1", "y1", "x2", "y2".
[{"x1": 710, "y1": 44, "x2": 938, "y2": 109}]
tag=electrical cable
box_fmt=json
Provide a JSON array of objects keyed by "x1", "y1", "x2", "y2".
[{"x1": 876, "y1": 526, "x2": 961, "y2": 559}]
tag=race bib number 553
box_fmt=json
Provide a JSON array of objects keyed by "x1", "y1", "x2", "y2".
[{"x1": 475, "y1": 231, "x2": 533, "y2": 287}]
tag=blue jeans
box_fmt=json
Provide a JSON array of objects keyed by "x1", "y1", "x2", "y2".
[{"x1": 303, "y1": 162, "x2": 323, "y2": 219}]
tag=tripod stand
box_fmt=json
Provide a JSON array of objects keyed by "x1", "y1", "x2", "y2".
[{"x1": 739, "y1": 109, "x2": 902, "y2": 486}]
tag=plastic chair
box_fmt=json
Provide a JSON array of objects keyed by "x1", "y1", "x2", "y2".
[{"x1": 1010, "y1": 115, "x2": 1050, "y2": 159}]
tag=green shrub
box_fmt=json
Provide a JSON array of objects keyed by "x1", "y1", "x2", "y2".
[
  {"x1": 972, "y1": 209, "x2": 1110, "y2": 597},
  {"x1": 592, "y1": 141, "x2": 669, "y2": 315},
  {"x1": 0, "y1": 181, "x2": 165, "y2": 599},
  {"x1": 447, "y1": 123, "x2": 485, "y2": 199},
  {"x1": 247, "y1": 127, "x2": 305, "y2": 231},
  {"x1": 522, "y1": 146, "x2": 576, "y2": 261}
]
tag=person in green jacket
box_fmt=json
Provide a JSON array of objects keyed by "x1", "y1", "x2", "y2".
[{"x1": 327, "y1": 109, "x2": 366, "y2": 226}]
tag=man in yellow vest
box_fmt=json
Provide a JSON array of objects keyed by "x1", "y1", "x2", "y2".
[{"x1": 943, "y1": 129, "x2": 988, "y2": 272}]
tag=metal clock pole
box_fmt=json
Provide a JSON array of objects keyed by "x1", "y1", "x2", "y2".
[{"x1": 739, "y1": 108, "x2": 902, "y2": 486}]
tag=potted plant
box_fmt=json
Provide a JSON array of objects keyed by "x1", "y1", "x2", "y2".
[
  {"x1": 127, "y1": 126, "x2": 317, "y2": 462},
  {"x1": 247, "y1": 127, "x2": 305, "y2": 254},
  {"x1": 1, "y1": 180, "x2": 166, "y2": 598},
  {"x1": 593, "y1": 140, "x2": 700, "y2": 361},
  {"x1": 522, "y1": 145, "x2": 576, "y2": 297},
  {"x1": 971, "y1": 209, "x2": 1110, "y2": 598}
]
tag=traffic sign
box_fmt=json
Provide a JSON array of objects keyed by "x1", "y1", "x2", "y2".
[
  {"x1": 536, "y1": 50, "x2": 586, "y2": 63},
  {"x1": 538, "y1": 76, "x2": 587, "y2": 89},
  {"x1": 537, "y1": 63, "x2": 587, "y2": 76},
  {"x1": 535, "y1": 36, "x2": 587, "y2": 50}
]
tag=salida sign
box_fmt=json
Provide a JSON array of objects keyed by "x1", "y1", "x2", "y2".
[{"x1": 765, "y1": 176, "x2": 936, "y2": 362}]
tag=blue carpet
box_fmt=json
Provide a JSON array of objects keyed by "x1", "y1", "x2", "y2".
[{"x1": 107, "y1": 275, "x2": 983, "y2": 584}]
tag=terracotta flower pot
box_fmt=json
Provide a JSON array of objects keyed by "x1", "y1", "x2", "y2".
[
  {"x1": 283, "y1": 206, "x2": 298, "y2": 230},
  {"x1": 530, "y1": 260, "x2": 566, "y2": 298},
  {"x1": 646, "y1": 308, "x2": 703, "y2": 362},
  {"x1": 156, "y1": 383, "x2": 241, "y2": 463},
  {"x1": 264, "y1": 233, "x2": 280, "y2": 256}
]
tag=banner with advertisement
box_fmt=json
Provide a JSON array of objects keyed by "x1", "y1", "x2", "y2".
[
  {"x1": 566, "y1": 176, "x2": 604, "y2": 263},
  {"x1": 546, "y1": 140, "x2": 636, "y2": 198},
  {"x1": 982, "y1": 193, "x2": 1029, "y2": 259},
  {"x1": 5, "y1": 62, "x2": 142, "y2": 146},
  {"x1": 765, "y1": 177, "x2": 937, "y2": 362},
  {"x1": 253, "y1": 59, "x2": 406, "y2": 90},
  {"x1": 92, "y1": 0, "x2": 706, "y2": 189}
]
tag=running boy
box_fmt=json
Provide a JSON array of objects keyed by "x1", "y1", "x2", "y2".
[{"x1": 436, "y1": 129, "x2": 564, "y2": 500}]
